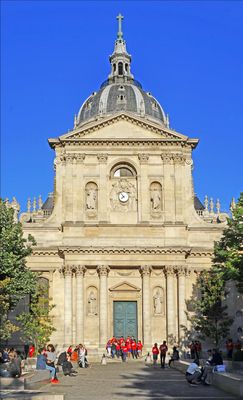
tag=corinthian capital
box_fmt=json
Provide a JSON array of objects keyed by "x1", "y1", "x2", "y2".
[
  {"x1": 63, "y1": 265, "x2": 73, "y2": 276},
  {"x1": 75, "y1": 265, "x2": 86, "y2": 276},
  {"x1": 176, "y1": 266, "x2": 187, "y2": 277},
  {"x1": 164, "y1": 265, "x2": 175, "y2": 277},
  {"x1": 140, "y1": 265, "x2": 151, "y2": 277},
  {"x1": 97, "y1": 265, "x2": 110, "y2": 277}
]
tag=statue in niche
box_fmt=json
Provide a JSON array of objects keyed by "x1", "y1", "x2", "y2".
[
  {"x1": 86, "y1": 188, "x2": 97, "y2": 210},
  {"x1": 88, "y1": 290, "x2": 97, "y2": 315},
  {"x1": 153, "y1": 288, "x2": 163, "y2": 315},
  {"x1": 151, "y1": 189, "x2": 161, "y2": 211}
]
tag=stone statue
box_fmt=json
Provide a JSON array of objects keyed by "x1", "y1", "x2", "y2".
[
  {"x1": 151, "y1": 189, "x2": 161, "y2": 211},
  {"x1": 86, "y1": 189, "x2": 97, "y2": 210},
  {"x1": 110, "y1": 183, "x2": 118, "y2": 209},
  {"x1": 153, "y1": 289, "x2": 163, "y2": 315},
  {"x1": 88, "y1": 290, "x2": 97, "y2": 315}
]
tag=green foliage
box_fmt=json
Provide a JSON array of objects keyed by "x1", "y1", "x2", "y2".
[
  {"x1": 187, "y1": 270, "x2": 233, "y2": 346},
  {"x1": 17, "y1": 281, "x2": 56, "y2": 351},
  {"x1": 0, "y1": 199, "x2": 37, "y2": 339},
  {"x1": 213, "y1": 192, "x2": 243, "y2": 292}
]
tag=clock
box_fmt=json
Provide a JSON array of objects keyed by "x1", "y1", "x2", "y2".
[{"x1": 118, "y1": 191, "x2": 129, "y2": 203}]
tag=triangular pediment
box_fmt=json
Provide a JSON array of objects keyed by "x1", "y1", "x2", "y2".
[
  {"x1": 49, "y1": 112, "x2": 198, "y2": 148},
  {"x1": 109, "y1": 281, "x2": 141, "y2": 292}
]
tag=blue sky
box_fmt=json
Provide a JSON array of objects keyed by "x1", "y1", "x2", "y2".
[{"x1": 1, "y1": 0, "x2": 243, "y2": 213}]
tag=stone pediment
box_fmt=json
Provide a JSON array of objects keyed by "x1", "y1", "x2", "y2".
[
  {"x1": 109, "y1": 281, "x2": 141, "y2": 292},
  {"x1": 49, "y1": 112, "x2": 198, "y2": 148}
]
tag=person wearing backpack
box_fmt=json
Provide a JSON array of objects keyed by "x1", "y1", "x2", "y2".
[{"x1": 159, "y1": 340, "x2": 168, "y2": 368}]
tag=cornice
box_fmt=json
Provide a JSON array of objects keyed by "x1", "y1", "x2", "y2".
[
  {"x1": 48, "y1": 113, "x2": 198, "y2": 150},
  {"x1": 31, "y1": 246, "x2": 213, "y2": 258}
]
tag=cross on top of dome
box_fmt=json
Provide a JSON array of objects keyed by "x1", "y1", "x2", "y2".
[{"x1": 116, "y1": 13, "x2": 124, "y2": 40}]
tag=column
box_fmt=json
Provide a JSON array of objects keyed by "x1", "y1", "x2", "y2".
[
  {"x1": 177, "y1": 266, "x2": 187, "y2": 342},
  {"x1": 97, "y1": 154, "x2": 108, "y2": 222},
  {"x1": 75, "y1": 265, "x2": 86, "y2": 344},
  {"x1": 140, "y1": 265, "x2": 152, "y2": 349},
  {"x1": 162, "y1": 154, "x2": 175, "y2": 223},
  {"x1": 138, "y1": 154, "x2": 149, "y2": 222},
  {"x1": 97, "y1": 265, "x2": 110, "y2": 348},
  {"x1": 64, "y1": 265, "x2": 73, "y2": 345},
  {"x1": 165, "y1": 266, "x2": 176, "y2": 341}
]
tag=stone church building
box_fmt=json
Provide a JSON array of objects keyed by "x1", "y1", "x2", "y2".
[{"x1": 19, "y1": 16, "x2": 230, "y2": 353}]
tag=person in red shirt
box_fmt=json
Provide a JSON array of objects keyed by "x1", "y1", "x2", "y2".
[
  {"x1": 29, "y1": 344, "x2": 35, "y2": 358},
  {"x1": 159, "y1": 340, "x2": 168, "y2": 368},
  {"x1": 152, "y1": 343, "x2": 159, "y2": 366},
  {"x1": 126, "y1": 340, "x2": 132, "y2": 358},
  {"x1": 131, "y1": 339, "x2": 137, "y2": 359},
  {"x1": 226, "y1": 339, "x2": 234, "y2": 359},
  {"x1": 115, "y1": 342, "x2": 121, "y2": 358},
  {"x1": 137, "y1": 340, "x2": 143, "y2": 358},
  {"x1": 121, "y1": 343, "x2": 128, "y2": 362}
]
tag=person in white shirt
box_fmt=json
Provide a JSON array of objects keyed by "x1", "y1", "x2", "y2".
[{"x1": 186, "y1": 359, "x2": 202, "y2": 384}]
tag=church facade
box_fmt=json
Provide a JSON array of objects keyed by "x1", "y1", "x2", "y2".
[{"x1": 20, "y1": 16, "x2": 229, "y2": 353}]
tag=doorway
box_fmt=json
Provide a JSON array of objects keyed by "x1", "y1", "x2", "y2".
[{"x1": 113, "y1": 301, "x2": 137, "y2": 339}]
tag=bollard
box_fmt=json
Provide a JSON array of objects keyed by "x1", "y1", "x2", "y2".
[
  {"x1": 145, "y1": 352, "x2": 152, "y2": 365},
  {"x1": 101, "y1": 353, "x2": 107, "y2": 365}
]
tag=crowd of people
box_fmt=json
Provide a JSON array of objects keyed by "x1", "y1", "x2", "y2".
[
  {"x1": 0, "y1": 348, "x2": 23, "y2": 378},
  {"x1": 185, "y1": 348, "x2": 225, "y2": 386},
  {"x1": 106, "y1": 336, "x2": 143, "y2": 361},
  {"x1": 1, "y1": 337, "x2": 242, "y2": 386},
  {"x1": 36, "y1": 343, "x2": 89, "y2": 383}
]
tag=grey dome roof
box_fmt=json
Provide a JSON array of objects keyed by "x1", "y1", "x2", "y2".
[
  {"x1": 76, "y1": 80, "x2": 167, "y2": 127},
  {"x1": 75, "y1": 16, "x2": 169, "y2": 129}
]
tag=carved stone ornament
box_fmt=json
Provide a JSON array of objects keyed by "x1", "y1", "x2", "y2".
[
  {"x1": 176, "y1": 266, "x2": 187, "y2": 277},
  {"x1": 75, "y1": 265, "x2": 86, "y2": 276},
  {"x1": 164, "y1": 265, "x2": 175, "y2": 277},
  {"x1": 110, "y1": 179, "x2": 137, "y2": 212},
  {"x1": 140, "y1": 265, "x2": 152, "y2": 277},
  {"x1": 138, "y1": 153, "x2": 149, "y2": 163},
  {"x1": 97, "y1": 153, "x2": 108, "y2": 163},
  {"x1": 97, "y1": 265, "x2": 110, "y2": 277},
  {"x1": 63, "y1": 265, "x2": 73, "y2": 276}
]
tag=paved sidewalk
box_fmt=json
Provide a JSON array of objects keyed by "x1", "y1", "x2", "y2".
[{"x1": 39, "y1": 360, "x2": 237, "y2": 400}]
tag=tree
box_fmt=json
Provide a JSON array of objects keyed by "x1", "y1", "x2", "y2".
[
  {"x1": 187, "y1": 269, "x2": 233, "y2": 346},
  {"x1": 213, "y1": 192, "x2": 243, "y2": 293},
  {"x1": 16, "y1": 280, "x2": 56, "y2": 350},
  {"x1": 0, "y1": 199, "x2": 37, "y2": 339}
]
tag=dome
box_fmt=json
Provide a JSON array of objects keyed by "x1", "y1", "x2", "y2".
[
  {"x1": 76, "y1": 80, "x2": 167, "y2": 127},
  {"x1": 74, "y1": 15, "x2": 169, "y2": 129}
]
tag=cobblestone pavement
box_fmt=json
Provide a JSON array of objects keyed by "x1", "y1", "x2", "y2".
[{"x1": 39, "y1": 360, "x2": 237, "y2": 400}]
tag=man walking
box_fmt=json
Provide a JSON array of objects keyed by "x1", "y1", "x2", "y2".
[{"x1": 159, "y1": 340, "x2": 168, "y2": 368}]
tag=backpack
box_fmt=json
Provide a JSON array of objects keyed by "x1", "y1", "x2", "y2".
[{"x1": 57, "y1": 352, "x2": 67, "y2": 366}]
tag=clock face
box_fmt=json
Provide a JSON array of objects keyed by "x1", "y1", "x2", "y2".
[{"x1": 118, "y1": 191, "x2": 129, "y2": 203}]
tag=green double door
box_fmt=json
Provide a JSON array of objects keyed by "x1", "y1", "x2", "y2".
[{"x1": 113, "y1": 301, "x2": 137, "y2": 339}]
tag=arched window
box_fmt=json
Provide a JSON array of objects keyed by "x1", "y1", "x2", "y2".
[
  {"x1": 118, "y1": 62, "x2": 123, "y2": 75},
  {"x1": 112, "y1": 164, "x2": 136, "y2": 178},
  {"x1": 113, "y1": 63, "x2": 116, "y2": 72}
]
